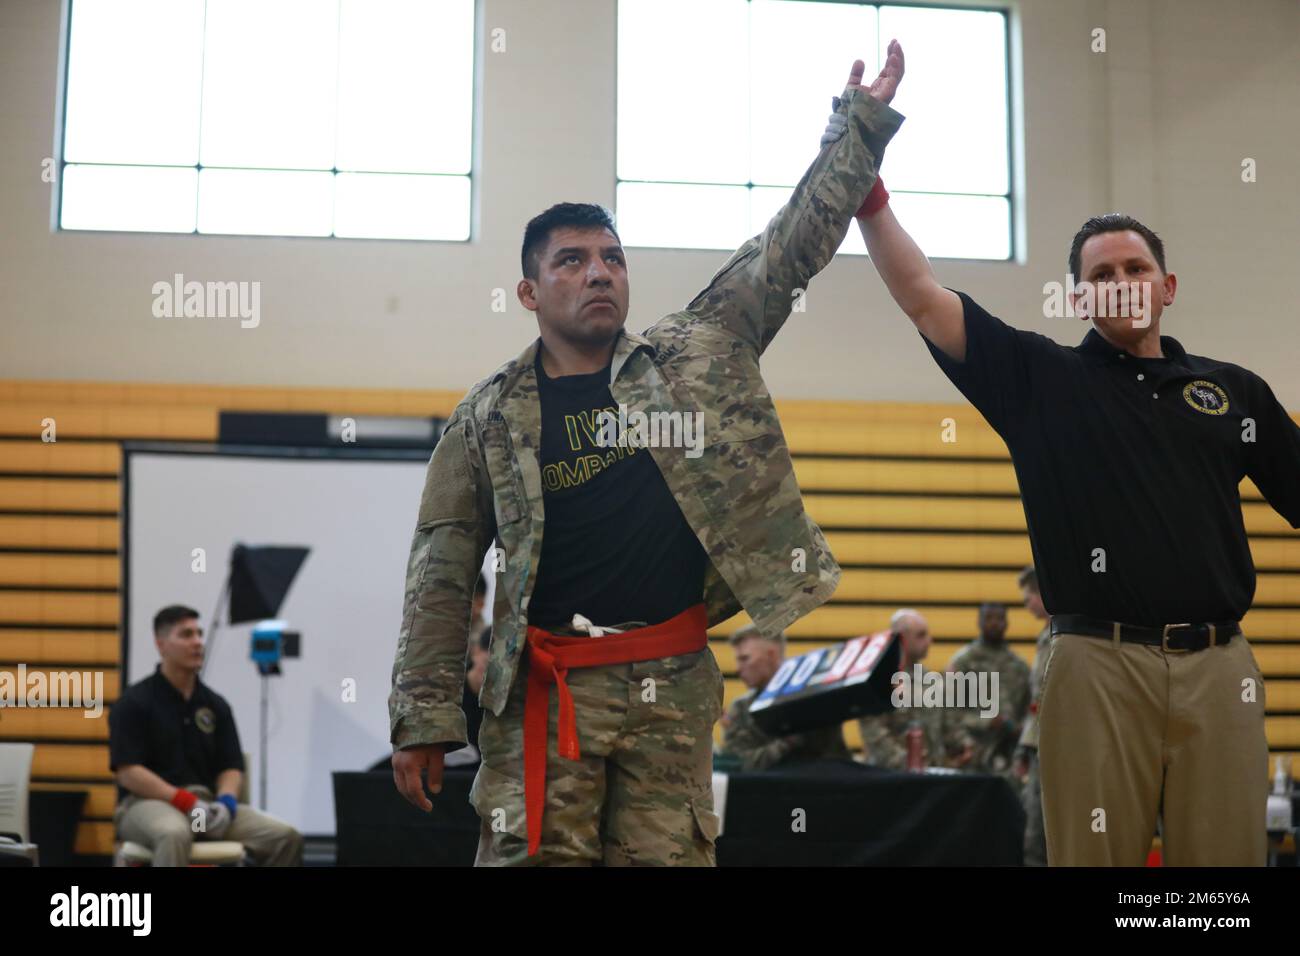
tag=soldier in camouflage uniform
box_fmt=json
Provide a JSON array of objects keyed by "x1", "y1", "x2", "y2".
[
  {"x1": 1012, "y1": 568, "x2": 1051, "y2": 865},
  {"x1": 946, "y1": 603, "x2": 1031, "y2": 784},
  {"x1": 717, "y1": 626, "x2": 850, "y2": 771},
  {"x1": 858, "y1": 610, "x2": 974, "y2": 770},
  {"x1": 389, "y1": 46, "x2": 907, "y2": 865}
]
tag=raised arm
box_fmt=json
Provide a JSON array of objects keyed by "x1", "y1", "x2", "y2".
[
  {"x1": 1244, "y1": 375, "x2": 1300, "y2": 529},
  {"x1": 857, "y1": 201, "x2": 965, "y2": 359},
  {"x1": 683, "y1": 43, "x2": 906, "y2": 355}
]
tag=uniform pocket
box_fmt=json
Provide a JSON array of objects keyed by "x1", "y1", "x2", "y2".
[
  {"x1": 416, "y1": 421, "x2": 476, "y2": 527},
  {"x1": 1237, "y1": 633, "x2": 1263, "y2": 678},
  {"x1": 690, "y1": 794, "x2": 721, "y2": 847},
  {"x1": 468, "y1": 763, "x2": 529, "y2": 841},
  {"x1": 1036, "y1": 634, "x2": 1065, "y2": 715},
  {"x1": 480, "y1": 419, "x2": 526, "y2": 526},
  {"x1": 705, "y1": 647, "x2": 725, "y2": 722},
  {"x1": 660, "y1": 330, "x2": 778, "y2": 448}
]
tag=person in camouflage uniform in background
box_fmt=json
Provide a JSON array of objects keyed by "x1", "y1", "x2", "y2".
[
  {"x1": 717, "y1": 626, "x2": 850, "y2": 771},
  {"x1": 946, "y1": 603, "x2": 1031, "y2": 785},
  {"x1": 1012, "y1": 567, "x2": 1052, "y2": 865},
  {"x1": 858, "y1": 610, "x2": 974, "y2": 771},
  {"x1": 389, "y1": 45, "x2": 907, "y2": 865}
]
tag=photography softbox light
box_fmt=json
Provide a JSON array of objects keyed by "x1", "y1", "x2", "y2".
[{"x1": 228, "y1": 544, "x2": 310, "y2": 624}]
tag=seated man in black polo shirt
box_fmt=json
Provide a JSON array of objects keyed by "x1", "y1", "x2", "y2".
[{"x1": 109, "y1": 604, "x2": 303, "y2": 866}]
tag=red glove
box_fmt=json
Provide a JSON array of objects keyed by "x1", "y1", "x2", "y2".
[
  {"x1": 170, "y1": 788, "x2": 199, "y2": 814},
  {"x1": 856, "y1": 176, "x2": 890, "y2": 218}
]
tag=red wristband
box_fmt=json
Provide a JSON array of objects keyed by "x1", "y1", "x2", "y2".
[
  {"x1": 170, "y1": 788, "x2": 198, "y2": 814},
  {"x1": 856, "y1": 176, "x2": 889, "y2": 218}
]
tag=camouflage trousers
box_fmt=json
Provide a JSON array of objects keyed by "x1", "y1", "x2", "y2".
[
  {"x1": 1021, "y1": 749, "x2": 1047, "y2": 866},
  {"x1": 470, "y1": 645, "x2": 724, "y2": 866}
]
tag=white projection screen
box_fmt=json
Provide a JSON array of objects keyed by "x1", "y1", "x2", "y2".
[{"x1": 122, "y1": 443, "x2": 493, "y2": 835}]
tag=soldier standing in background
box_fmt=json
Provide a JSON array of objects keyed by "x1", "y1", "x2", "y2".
[
  {"x1": 717, "y1": 626, "x2": 850, "y2": 771},
  {"x1": 858, "y1": 609, "x2": 973, "y2": 771},
  {"x1": 1012, "y1": 568, "x2": 1051, "y2": 865},
  {"x1": 946, "y1": 603, "x2": 1031, "y2": 783},
  {"x1": 389, "y1": 45, "x2": 906, "y2": 865}
]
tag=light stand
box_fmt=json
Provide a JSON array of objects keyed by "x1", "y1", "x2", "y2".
[
  {"x1": 250, "y1": 620, "x2": 300, "y2": 811},
  {"x1": 207, "y1": 544, "x2": 310, "y2": 811}
]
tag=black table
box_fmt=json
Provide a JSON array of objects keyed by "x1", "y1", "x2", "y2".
[
  {"x1": 716, "y1": 759, "x2": 1024, "y2": 865},
  {"x1": 334, "y1": 767, "x2": 480, "y2": 866},
  {"x1": 333, "y1": 759, "x2": 1024, "y2": 866}
]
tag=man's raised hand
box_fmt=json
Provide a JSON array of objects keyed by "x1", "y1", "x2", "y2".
[{"x1": 847, "y1": 39, "x2": 905, "y2": 105}]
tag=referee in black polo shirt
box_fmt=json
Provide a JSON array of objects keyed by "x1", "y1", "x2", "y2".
[
  {"x1": 109, "y1": 605, "x2": 303, "y2": 866},
  {"x1": 855, "y1": 181, "x2": 1299, "y2": 864}
]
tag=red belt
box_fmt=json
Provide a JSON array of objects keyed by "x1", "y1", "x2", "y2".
[{"x1": 523, "y1": 603, "x2": 709, "y2": 857}]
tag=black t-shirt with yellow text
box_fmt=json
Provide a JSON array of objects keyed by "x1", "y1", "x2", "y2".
[{"x1": 527, "y1": 353, "x2": 707, "y2": 629}]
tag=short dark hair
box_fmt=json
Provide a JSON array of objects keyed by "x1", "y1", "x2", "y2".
[
  {"x1": 1017, "y1": 567, "x2": 1039, "y2": 592},
  {"x1": 978, "y1": 602, "x2": 1007, "y2": 617},
  {"x1": 154, "y1": 604, "x2": 199, "y2": 638},
  {"x1": 1069, "y1": 213, "x2": 1167, "y2": 280},
  {"x1": 728, "y1": 624, "x2": 786, "y2": 655},
  {"x1": 520, "y1": 202, "x2": 620, "y2": 280}
]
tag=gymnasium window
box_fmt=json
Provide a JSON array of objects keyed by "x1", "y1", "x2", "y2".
[
  {"x1": 57, "y1": 0, "x2": 474, "y2": 241},
  {"x1": 615, "y1": 0, "x2": 1013, "y2": 260}
]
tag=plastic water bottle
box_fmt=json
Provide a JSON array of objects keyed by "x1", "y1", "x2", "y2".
[{"x1": 905, "y1": 720, "x2": 925, "y2": 772}]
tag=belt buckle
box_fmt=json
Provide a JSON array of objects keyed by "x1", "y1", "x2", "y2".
[{"x1": 1161, "y1": 623, "x2": 1194, "y2": 653}]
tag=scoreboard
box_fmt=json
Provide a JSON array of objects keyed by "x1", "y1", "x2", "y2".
[{"x1": 749, "y1": 630, "x2": 900, "y2": 736}]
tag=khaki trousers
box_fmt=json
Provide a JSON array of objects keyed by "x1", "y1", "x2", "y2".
[
  {"x1": 1039, "y1": 631, "x2": 1268, "y2": 866},
  {"x1": 115, "y1": 785, "x2": 304, "y2": 867}
]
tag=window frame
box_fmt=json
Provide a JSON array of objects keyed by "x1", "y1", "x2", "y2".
[
  {"x1": 53, "y1": 0, "x2": 480, "y2": 244},
  {"x1": 612, "y1": 0, "x2": 1016, "y2": 262}
]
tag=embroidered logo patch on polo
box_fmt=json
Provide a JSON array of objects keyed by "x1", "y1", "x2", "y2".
[
  {"x1": 1182, "y1": 380, "x2": 1229, "y2": 415},
  {"x1": 194, "y1": 706, "x2": 216, "y2": 734}
]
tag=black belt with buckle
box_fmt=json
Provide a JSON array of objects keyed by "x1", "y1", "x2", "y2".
[{"x1": 1051, "y1": 614, "x2": 1240, "y2": 653}]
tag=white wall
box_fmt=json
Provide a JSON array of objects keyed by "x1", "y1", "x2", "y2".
[
  {"x1": 125, "y1": 450, "x2": 430, "y2": 834},
  {"x1": 1, "y1": 0, "x2": 1297, "y2": 404}
]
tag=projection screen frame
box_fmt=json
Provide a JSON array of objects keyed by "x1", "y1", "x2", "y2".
[{"x1": 120, "y1": 440, "x2": 437, "y2": 837}]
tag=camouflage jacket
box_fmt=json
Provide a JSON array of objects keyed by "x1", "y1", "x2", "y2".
[
  {"x1": 946, "y1": 639, "x2": 1032, "y2": 775},
  {"x1": 390, "y1": 87, "x2": 904, "y2": 751},
  {"x1": 858, "y1": 666, "x2": 975, "y2": 771},
  {"x1": 1017, "y1": 623, "x2": 1053, "y2": 750},
  {"x1": 718, "y1": 688, "x2": 850, "y2": 772}
]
